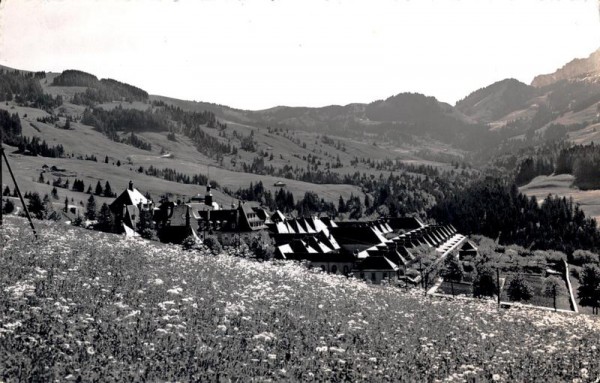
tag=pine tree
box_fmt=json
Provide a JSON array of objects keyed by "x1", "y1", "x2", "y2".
[
  {"x1": 42, "y1": 194, "x2": 53, "y2": 219},
  {"x1": 3, "y1": 185, "x2": 10, "y2": 196},
  {"x1": 27, "y1": 192, "x2": 45, "y2": 220},
  {"x1": 64, "y1": 196, "x2": 69, "y2": 212},
  {"x1": 96, "y1": 203, "x2": 114, "y2": 232},
  {"x1": 103, "y1": 181, "x2": 113, "y2": 198},
  {"x1": 51, "y1": 187, "x2": 59, "y2": 200},
  {"x1": 338, "y1": 195, "x2": 346, "y2": 213},
  {"x1": 95, "y1": 181, "x2": 103, "y2": 196},
  {"x1": 86, "y1": 195, "x2": 97, "y2": 220},
  {"x1": 87, "y1": 185, "x2": 93, "y2": 194}
]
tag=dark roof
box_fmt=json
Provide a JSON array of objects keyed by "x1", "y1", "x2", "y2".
[
  {"x1": 271, "y1": 210, "x2": 286, "y2": 222},
  {"x1": 355, "y1": 256, "x2": 398, "y2": 271},
  {"x1": 252, "y1": 207, "x2": 270, "y2": 221},
  {"x1": 283, "y1": 252, "x2": 355, "y2": 262},
  {"x1": 329, "y1": 227, "x2": 383, "y2": 246},
  {"x1": 461, "y1": 241, "x2": 477, "y2": 251},
  {"x1": 387, "y1": 217, "x2": 425, "y2": 230}
]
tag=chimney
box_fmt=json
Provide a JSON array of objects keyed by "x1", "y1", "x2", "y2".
[{"x1": 128, "y1": 180, "x2": 134, "y2": 191}]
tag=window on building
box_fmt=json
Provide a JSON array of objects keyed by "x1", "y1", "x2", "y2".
[
  {"x1": 331, "y1": 265, "x2": 337, "y2": 274},
  {"x1": 360, "y1": 272, "x2": 365, "y2": 280},
  {"x1": 343, "y1": 266, "x2": 349, "y2": 275},
  {"x1": 321, "y1": 265, "x2": 326, "y2": 272},
  {"x1": 371, "y1": 273, "x2": 376, "y2": 282}
]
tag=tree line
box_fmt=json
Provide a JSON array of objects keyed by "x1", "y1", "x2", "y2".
[{"x1": 53, "y1": 70, "x2": 148, "y2": 104}]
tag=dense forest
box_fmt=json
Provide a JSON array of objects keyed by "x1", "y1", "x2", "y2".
[
  {"x1": 53, "y1": 70, "x2": 148, "y2": 104},
  {"x1": 431, "y1": 178, "x2": 600, "y2": 254},
  {"x1": 508, "y1": 142, "x2": 600, "y2": 189}
]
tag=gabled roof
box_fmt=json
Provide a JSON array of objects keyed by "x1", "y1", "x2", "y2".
[
  {"x1": 316, "y1": 230, "x2": 340, "y2": 250},
  {"x1": 319, "y1": 217, "x2": 338, "y2": 228},
  {"x1": 288, "y1": 220, "x2": 306, "y2": 234},
  {"x1": 289, "y1": 239, "x2": 317, "y2": 254},
  {"x1": 311, "y1": 217, "x2": 329, "y2": 233},
  {"x1": 385, "y1": 249, "x2": 408, "y2": 266},
  {"x1": 126, "y1": 188, "x2": 148, "y2": 206},
  {"x1": 306, "y1": 236, "x2": 333, "y2": 253},
  {"x1": 110, "y1": 186, "x2": 150, "y2": 213},
  {"x1": 276, "y1": 244, "x2": 293, "y2": 259},
  {"x1": 302, "y1": 218, "x2": 317, "y2": 233},
  {"x1": 284, "y1": 221, "x2": 296, "y2": 234},
  {"x1": 356, "y1": 256, "x2": 399, "y2": 271},
  {"x1": 275, "y1": 221, "x2": 290, "y2": 234}
]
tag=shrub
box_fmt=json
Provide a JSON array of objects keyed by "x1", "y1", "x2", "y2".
[
  {"x1": 572, "y1": 250, "x2": 600, "y2": 266},
  {"x1": 203, "y1": 235, "x2": 223, "y2": 254},
  {"x1": 140, "y1": 228, "x2": 157, "y2": 241},
  {"x1": 506, "y1": 274, "x2": 534, "y2": 302},
  {"x1": 181, "y1": 235, "x2": 196, "y2": 251},
  {"x1": 473, "y1": 265, "x2": 497, "y2": 298},
  {"x1": 441, "y1": 255, "x2": 464, "y2": 282},
  {"x1": 3, "y1": 199, "x2": 15, "y2": 214},
  {"x1": 462, "y1": 262, "x2": 474, "y2": 273}
]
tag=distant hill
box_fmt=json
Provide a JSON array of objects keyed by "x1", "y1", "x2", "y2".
[
  {"x1": 244, "y1": 92, "x2": 488, "y2": 150},
  {"x1": 455, "y1": 79, "x2": 538, "y2": 123}
]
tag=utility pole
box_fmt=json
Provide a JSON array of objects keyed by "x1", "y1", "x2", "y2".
[
  {"x1": 0, "y1": 138, "x2": 3, "y2": 227},
  {"x1": 0, "y1": 138, "x2": 37, "y2": 238}
]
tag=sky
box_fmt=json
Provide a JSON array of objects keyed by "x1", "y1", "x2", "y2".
[{"x1": 1, "y1": 0, "x2": 599, "y2": 110}]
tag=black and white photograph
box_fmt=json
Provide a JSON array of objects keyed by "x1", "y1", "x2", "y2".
[{"x1": 1, "y1": 0, "x2": 600, "y2": 381}]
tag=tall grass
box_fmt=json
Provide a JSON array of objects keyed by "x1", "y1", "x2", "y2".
[{"x1": 1, "y1": 217, "x2": 599, "y2": 381}]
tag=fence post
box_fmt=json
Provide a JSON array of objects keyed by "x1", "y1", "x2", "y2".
[{"x1": 497, "y1": 268, "x2": 501, "y2": 308}]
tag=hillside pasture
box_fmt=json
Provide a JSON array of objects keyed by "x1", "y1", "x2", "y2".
[
  {"x1": 568, "y1": 122, "x2": 600, "y2": 146},
  {"x1": 0, "y1": 102, "x2": 365, "y2": 204}
]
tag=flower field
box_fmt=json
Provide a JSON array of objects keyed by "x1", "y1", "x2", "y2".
[{"x1": 1, "y1": 217, "x2": 600, "y2": 382}]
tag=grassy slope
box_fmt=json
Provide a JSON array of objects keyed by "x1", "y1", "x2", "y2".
[
  {"x1": 0, "y1": 100, "x2": 365, "y2": 204},
  {"x1": 519, "y1": 174, "x2": 600, "y2": 223},
  {"x1": 1, "y1": 216, "x2": 600, "y2": 381}
]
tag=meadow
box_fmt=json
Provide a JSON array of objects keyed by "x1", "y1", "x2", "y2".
[{"x1": 1, "y1": 216, "x2": 600, "y2": 382}]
